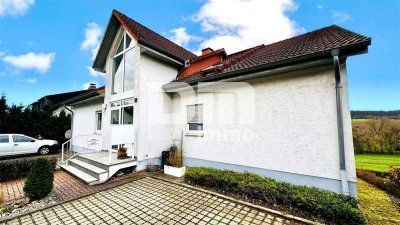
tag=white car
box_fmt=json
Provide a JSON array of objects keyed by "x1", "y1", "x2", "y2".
[{"x1": 0, "y1": 134, "x2": 59, "y2": 157}]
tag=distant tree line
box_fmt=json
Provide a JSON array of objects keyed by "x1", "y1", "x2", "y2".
[
  {"x1": 351, "y1": 110, "x2": 400, "y2": 119},
  {"x1": 353, "y1": 117, "x2": 400, "y2": 154},
  {"x1": 0, "y1": 95, "x2": 71, "y2": 143}
]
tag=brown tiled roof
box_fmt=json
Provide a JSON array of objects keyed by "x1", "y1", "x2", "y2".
[
  {"x1": 113, "y1": 10, "x2": 196, "y2": 62},
  {"x1": 177, "y1": 25, "x2": 371, "y2": 82},
  {"x1": 177, "y1": 48, "x2": 227, "y2": 80}
]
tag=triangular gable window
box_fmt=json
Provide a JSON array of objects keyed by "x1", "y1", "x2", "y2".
[{"x1": 115, "y1": 31, "x2": 133, "y2": 56}]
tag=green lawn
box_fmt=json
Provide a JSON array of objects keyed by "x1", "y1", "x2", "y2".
[
  {"x1": 352, "y1": 119, "x2": 369, "y2": 123},
  {"x1": 357, "y1": 179, "x2": 400, "y2": 225},
  {"x1": 355, "y1": 154, "x2": 400, "y2": 172}
]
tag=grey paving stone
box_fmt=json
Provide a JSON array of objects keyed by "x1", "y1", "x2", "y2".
[{"x1": 0, "y1": 177, "x2": 303, "y2": 225}]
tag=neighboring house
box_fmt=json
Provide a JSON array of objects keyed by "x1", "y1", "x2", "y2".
[
  {"x1": 29, "y1": 83, "x2": 98, "y2": 116},
  {"x1": 61, "y1": 10, "x2": 371, "y2": 197}
]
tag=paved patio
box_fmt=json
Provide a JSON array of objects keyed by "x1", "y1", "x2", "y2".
[
  {"x1": 1, "y1": 170, "x2": 146, "y2": 203},
  {"x1": 1, "y1": 177, "x2": 304, "y2": 225}
]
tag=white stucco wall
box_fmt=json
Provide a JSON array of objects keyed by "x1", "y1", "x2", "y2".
[
  {"x1": 170, "y1": 63, "x2": 356, "y2": 183},
  {"x1": 135, "y1": 54, "x2": 178, "y2": 161},
  {"x1": 71, "y1": 99, "x2": 103, "y2": 150}
]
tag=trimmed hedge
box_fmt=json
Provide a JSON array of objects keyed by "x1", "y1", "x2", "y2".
[
  {"x1": 23, "y1": 158, "x2": 54, "y2": 200},
  {"x1": 186, "y1": 167, "x2": 364, "y2": 225},
  {"x1": 0, "y1": 155, "x2": 57, "y2": 182}
]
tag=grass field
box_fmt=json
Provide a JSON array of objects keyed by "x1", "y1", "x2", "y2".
[
  {"x1": 357, "y1": 179, "x2": 400, "y2": 225},
  {"x1": 355, "y1": 154, "x2": 400, "y2": 172},
  {"x1": 352, "y1": 119, "x2": 369, "y2": 123}
]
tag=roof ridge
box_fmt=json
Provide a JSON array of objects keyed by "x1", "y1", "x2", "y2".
[
  {"x1": 44, "y1": 90, "x2": 89, "y2": 98},
  {"x1": 113, "y1": 10, "x2": 197, "y2": 59},
  {"x1": 189, "y1": 48, "x2": 226, "y2": 63},
  {"x1": 260, "y1": 25, "x2": 369, "y2": 50}
]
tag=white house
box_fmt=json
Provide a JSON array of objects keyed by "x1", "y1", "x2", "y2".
[{"x1": 61, "y1": 10, "x2": 371, "y2": 197}]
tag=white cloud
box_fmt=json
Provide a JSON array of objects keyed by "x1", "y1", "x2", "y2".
[
  {"x1": 0, "y1": 0, "x2": 35, "y2": 17},
  {"x1": 81, "y1": 22, "x2": 102, "y2": 60},
  {"x1": 317, "y1": 4, "x2": 323, "y2": 9},
  {"x1": 18, "y1": 78, "x2": 37, "y2": 84},
  {"x1": 2, "y1": 52, "x2": 55, "y2": 73},
  {"x1": 332, "y1": 11, "x2": 352, "y2": 23},
  {"x1": 81, "y1": 82, "x2": 99, "y2": 90},
  {"x1": 87, "y1": 66, "x2": 104, "y2": 77},
  {"x1": 169, "y1": 27, "x2": 201, "y2": 47},
  {"x1": 190, "y1": 0, "x2": 304, "y2": 54}
]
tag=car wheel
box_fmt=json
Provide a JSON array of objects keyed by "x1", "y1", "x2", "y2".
[{"x1": 39, "y1": 146, "x2": 50, "y2": 155}]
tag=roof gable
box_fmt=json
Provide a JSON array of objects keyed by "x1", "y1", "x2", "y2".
[{"x1": 93, "y1": 10, "x2": 196, "y2": 71}]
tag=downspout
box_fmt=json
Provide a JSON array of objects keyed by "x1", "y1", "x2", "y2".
[{"x1": 331, "y1": 49, "x2": 350, "y2": 195}]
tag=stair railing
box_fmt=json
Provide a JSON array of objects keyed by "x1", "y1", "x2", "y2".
[{"x1": 61, "y1": 135, "x2": 101, "y2": 164}]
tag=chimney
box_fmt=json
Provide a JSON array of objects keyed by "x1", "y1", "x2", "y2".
[
  {"x1": 201, "y1": 47, "x2": 214, "y2": 55},
  {"x1": 88, "y1": 83, "x2": 97, "y2": 90}
]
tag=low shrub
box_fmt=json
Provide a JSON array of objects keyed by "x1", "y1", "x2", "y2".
[
  {"x1": 356, "y1": 168, "x2": 400, "y2": 198},
  {"x1": 23, "y1": 158, "x2": 54, "y2": 200},
  {"x1": 168, "y1": 145, "x2": 183, "y2": 167},
  {"x1": 186, "y1": 167, "x2": 364, "y2": 225},
  {"x1": 0, "y1": 155, "x2": 57, "y2": 182},
  {"x1": 356, "y1": 169, "x2": 388, "y2": 191},
  {"x1": 387, "y1": 167, "x2": 400, "y2": 197}
]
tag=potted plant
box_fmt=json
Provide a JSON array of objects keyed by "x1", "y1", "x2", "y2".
[
  {"x1": 164, "y1": 145, "x2": 186, "y2": 177},
  {"x1": 117, "y1": 145, "x2": 128, "y2": 159},
  {"x1": 146, "y1": 162, "x2": 160, "y2": 172}
]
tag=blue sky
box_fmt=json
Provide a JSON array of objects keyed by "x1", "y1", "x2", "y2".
[{"x1": 0, "y1": 0, "x2": 399, "y2": 110}]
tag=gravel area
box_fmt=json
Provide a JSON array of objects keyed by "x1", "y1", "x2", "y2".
[{"x1": 0, "y1": 193, "x2": 60, "y2": 221}]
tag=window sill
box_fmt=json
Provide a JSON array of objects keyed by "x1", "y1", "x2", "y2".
[{"x1": 185, "y1": 132, "x2": 204, "y2": 137}]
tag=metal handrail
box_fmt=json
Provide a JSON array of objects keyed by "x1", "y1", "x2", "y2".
[{"x1": 61, "y1": 135, "x2": 101, "y2": 164}]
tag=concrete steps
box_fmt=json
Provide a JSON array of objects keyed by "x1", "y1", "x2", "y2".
[
  {"x1": 61, "y1": 151, "x2": 138, "y2": 185},
  {"x1": 61, "y1": 157, "x2": 109, "y2": 185},
  {"x1": 61, "y1": 165, "x2": 99, "y2": 185}
]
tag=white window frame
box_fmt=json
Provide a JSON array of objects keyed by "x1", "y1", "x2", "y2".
[
  {"x1": 186, "y1": 104, "x2": 204, "y2": 136},
  {"x1": 112, "y1": 29, "x2": 136, "y2": 95},
  {"x1": 95, "y1": 111, "x2": 102, "y2": 134},
  {"x1": 110, "y1": 98, "x2": 134, "y2": 125}
]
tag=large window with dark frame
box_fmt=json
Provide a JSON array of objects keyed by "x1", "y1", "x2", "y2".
[{"x1": 112, "y1": 30, "x2": 135, "y2": 94}]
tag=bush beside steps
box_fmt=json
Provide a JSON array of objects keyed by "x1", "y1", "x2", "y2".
[
  {"x1": 185, "y1": 167, "x2": 365, "y2": 225},
  {"x1": 23, "y1": 158, "x2": 54, "y2": 200}
]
